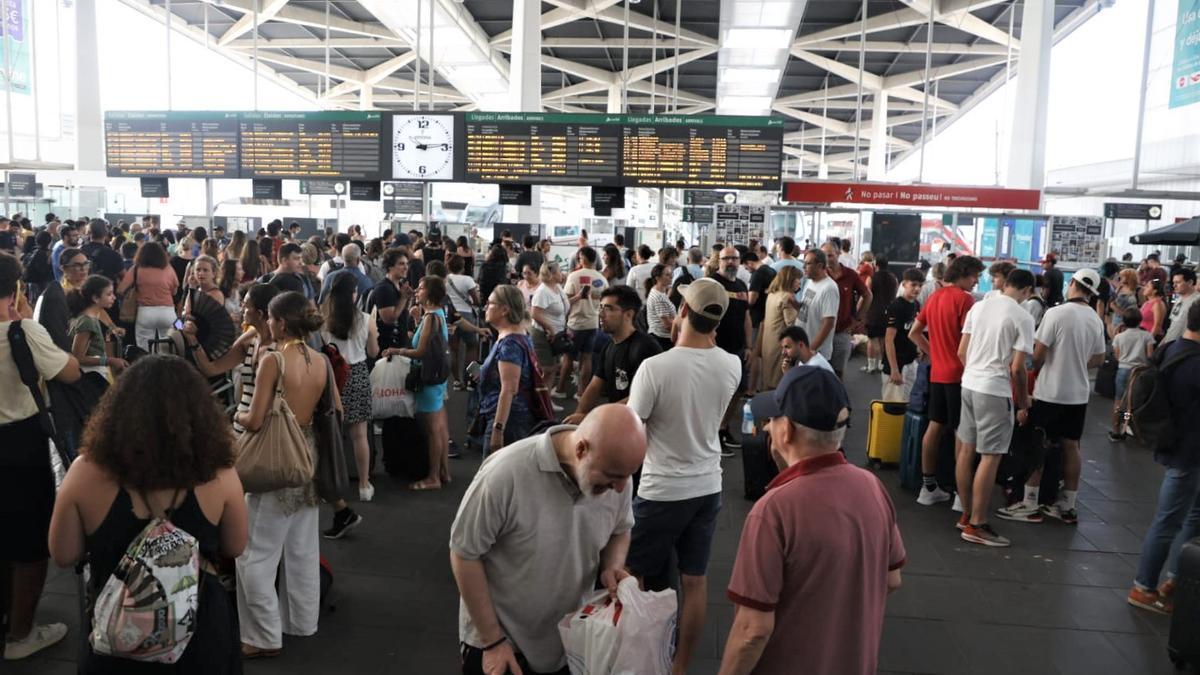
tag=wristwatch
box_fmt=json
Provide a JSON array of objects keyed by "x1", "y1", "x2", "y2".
[{"x1": 493, "y1": 422, "x2": 505, "y2": 432}]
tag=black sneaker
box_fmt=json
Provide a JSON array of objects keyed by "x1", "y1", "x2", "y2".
[
  {"x1": 323, "y1": 509, "x2": 362, "y2": 540},
  {"x1": 720, "y1": 429, "x2": 742, "y2": 449},
  {"x1": 448, "y1": 440, "x2": 462, "y2": 459}
]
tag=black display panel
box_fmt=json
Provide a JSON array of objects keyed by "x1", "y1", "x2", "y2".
[
  {"x1": 350, "y1": 181, "x2": 381, "y2": 201},
  {"x1": 239, "y1": 112, "x2": 384, "y2": 180},
  {"x1": 621, "y1": 115, "x2": 783, "y2": 190},
  {"x1": 591, "y1": 186, "x2": 625, "y2": 209},
  {"x1": 104, "y1": 111, "x2": 240, "y2": 178},
  {"x1": 499, "y1": 184, "x2": 532, "y2": 205},
  {"x1": 252, "y1": 179, "x2": 283, "y2": 200},
  {"x1": 461, "y1": 112, "x2": 621, "y2": 186},
  {"x1": 140, "y1": 177, "x2": 169, "y2": 198}
]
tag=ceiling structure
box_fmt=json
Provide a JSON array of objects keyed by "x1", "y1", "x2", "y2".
[{"x1": 123, "y1": 0, "x2": 1108, "y2": 180}]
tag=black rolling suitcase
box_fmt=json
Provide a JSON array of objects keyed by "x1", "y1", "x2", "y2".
[
  {"x1": 1169, "y1": 537, "x2": 1200, "y2": 671},
  {"x1": 381, "y1": 416, "x2": 429, "y2": 481},
  {"x1": 742, "y1": 429, "x2": 779, "y2": 501},
  {"x1": 1094, "y1": 352, "x2": 1117, "y2": 398}
]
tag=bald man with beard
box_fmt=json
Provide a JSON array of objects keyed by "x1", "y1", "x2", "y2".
[{"x1": 450, "y1": 405, "x2": 647, "y2": 675}]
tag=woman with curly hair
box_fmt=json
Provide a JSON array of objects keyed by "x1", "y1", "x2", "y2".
[{"x1": 48, "y1": 354, "x2": 248, "y2": 673}]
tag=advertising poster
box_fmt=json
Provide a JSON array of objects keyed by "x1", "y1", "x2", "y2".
[
  {"x1": 1171, "y1": 0, "x2": 1200, "y2": 109},
  {"x1": 714, "y1": 204, "x2": 766, "y2": 244},
  {"x1": 979, "y1": 218, "x2": 1000, "y2": 258},
  {"x1": 1048, "y1": 216, "x2": 1105, "y2": 265},
  {"x1": 1, "y1": 0, "x2": 30, "y2": 94},
  {"x1": 1003, "y1": 217, "x2": 1044, "y2": 263}
]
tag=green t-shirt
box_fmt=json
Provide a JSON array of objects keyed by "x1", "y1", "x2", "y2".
[{"x1": 69, "y1": 313, "x2": 107, "y2": 358}]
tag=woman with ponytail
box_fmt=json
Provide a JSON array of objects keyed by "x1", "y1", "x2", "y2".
[
  {"x1": 233, "y1": 291, "x2": 327, "y2": 660},
  {"x1": 68, "y1": 275, "x2": 128, "y2": 382}
]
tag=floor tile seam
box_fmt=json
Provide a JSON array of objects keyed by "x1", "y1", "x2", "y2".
[{"x1": 882, "y1": 612, "x2": 1165, "y2": 636}]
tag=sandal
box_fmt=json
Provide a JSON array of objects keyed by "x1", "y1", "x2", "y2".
[
  {"x1": 241, "y1": 644, "x2": 281, "y2": 660},
  {"x1": 410, "y1": 480, "x2": 442, "y2": 491}
]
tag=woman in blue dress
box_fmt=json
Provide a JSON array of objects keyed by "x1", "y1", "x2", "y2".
[{"x1": 384, "y1": 275, "x2": 450, "y2": 490}]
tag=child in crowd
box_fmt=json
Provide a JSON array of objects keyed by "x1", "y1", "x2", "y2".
[
  {"x1": 881, "y1": 268, "x2": 925, "y2": 402},
  {"x1": 1110, "y1": 307, "x2": 1156, "y2": 441}
]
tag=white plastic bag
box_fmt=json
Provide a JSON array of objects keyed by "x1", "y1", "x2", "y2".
[
  {"x1": 558, "y1": 576, "x2": 677, "y2": 675},
  {"x1": 370, "y1": 355, "x2": 413, "y2": 419}
]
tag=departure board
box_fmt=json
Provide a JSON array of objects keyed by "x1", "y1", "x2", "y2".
[
  {"x1": 239, "y1": 112, "x2": 384, "y2": 180},
  {"x1": 104, "y1": 111, "x2": 240, "y2": 178},
  {"x1": 461, "y1": 112, "x2": 621, "y2": 186},
  {"x1": 621, "y1": 115, "x2": 784, "y2": 190}
]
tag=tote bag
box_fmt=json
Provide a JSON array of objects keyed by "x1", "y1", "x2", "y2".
[{"x1": 235, "y1": 351, "x2": 316, "y2": 493}]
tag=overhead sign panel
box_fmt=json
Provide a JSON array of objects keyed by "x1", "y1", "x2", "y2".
[
  {"x1": 461, "y1": 112, "x2": 621, "y2": 186},
  {"x1": 239, "y1": 111, "x2": 384, "y2": 180},
  {"x1": 1171, "y1": 0, "x2": 1200, "y2": 109},
  {"x1": 104, "y1": 111, "x2": 240, "y2": 178},
  {"x1": 1104, "y1": 202, "x2": 1162, "y2": 220},
  {"x1": 782, "y1": 181, "x2": 1042, "y2": 211},
  {"x1": 6, "y1": 172, "x2": 36, "y2": 197},
  {"x1": 622, "y1": 115, "x2": 784, "y2": 190}
]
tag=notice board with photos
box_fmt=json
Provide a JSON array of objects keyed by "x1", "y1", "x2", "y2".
[
  {"x1": 1048, "y1": 215, "x2": 1105, "y2": 265},
  {"x1": 713, "y1": 204, "x2": 766, "y2": 244}
]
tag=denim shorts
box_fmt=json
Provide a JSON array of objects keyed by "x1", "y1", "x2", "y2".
[
  {"x1": 1115, "y1": 367, "x2": 1132, "y2": 402},
  {"x1": 627, "y1": 492, "x2": 722, "y2": 584},
  {"x1": 570, "y1": 328, "x2": 596, "y2": 355}
]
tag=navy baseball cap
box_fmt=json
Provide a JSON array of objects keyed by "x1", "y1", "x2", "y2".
[
  {"x1": 390, "y1": 232, "x2": 412, "y2": 248},
  {"x1": 750, "y1": 366, "x2": 851, "y2": 432}
]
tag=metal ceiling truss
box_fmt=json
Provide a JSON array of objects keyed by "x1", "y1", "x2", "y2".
[{"x1": 120, "y1": 0, "x2": 1098, "y2": 178}]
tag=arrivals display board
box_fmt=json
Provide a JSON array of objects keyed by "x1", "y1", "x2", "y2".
[
  {"x1": 461, "y1": 112, "x2": 621, "y2": 186},
  {"x1": 239, "y1": 112, "x2": 384, "y2": 180},
  {"x1": 104, "y1": 111, "x2": 240, "y2": 178},
  {"x1": 622, "y1": 115, "x2": 784, "y2": 190}
]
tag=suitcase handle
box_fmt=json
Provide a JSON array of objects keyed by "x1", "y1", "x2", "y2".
[{"x1": 880, "y1": 402, "x2": 908, "y2": 416}]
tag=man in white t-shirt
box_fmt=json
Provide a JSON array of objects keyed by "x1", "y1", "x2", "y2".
[
  {"x1": 1163, "y1": 267, "x2": 1198, "y2": 345},
  {"x1": 998, "y1": 268, "x2": 1106, "y2": 527},
  {"x1": 626, "y1": 277, "x2": 741, "y2": 675},
  {"x1": 955, "y1": 269, "x2": 1036, "y2": 548},
  {"x1": 796, "y1": 248, "x2": 840, "y2": 359},
  {"x1": 625, "y1": 245, "x2": 657, "y2": 301},
  {"x1": 559, "y1": 247, "x2": 608, "y2": 398},
  {"x1": 779, "y1": 325, "x2": 835, "y2": 373}
]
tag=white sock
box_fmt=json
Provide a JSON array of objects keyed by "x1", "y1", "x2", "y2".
[
  {"x1": 1023, "y1": 485, "x2": 1039, "y2": 507},
  {"x1": 1062, "y1": 490, "x2": 1078, "y2": 511}
]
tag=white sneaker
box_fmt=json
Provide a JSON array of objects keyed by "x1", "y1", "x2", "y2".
[
  {"x1": 995, "y1": 502, "x2": 1044, "y2": 523},
  {"x1": 952, "y1": 494, "x2": 964, "y2": 513},
  {"x1": 551, "y1": 390, "x2": 569, "y2": 400},
  {"x1": 4, "y1": 623, "x2": 67, "y2": 661},
  {"x1": 550, "y1": 400, "x2": 564, "y2": 413},
  {"x1": 916, "y1": 486, "x2": 952, "y2": 506},
  {"x1": 358, "y1": 483, "x2": 375, "y2": 502}
]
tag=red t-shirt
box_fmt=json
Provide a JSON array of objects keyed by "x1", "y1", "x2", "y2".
[
  {"x1": 727, "y1": 452, "x2": 905, "y2": 675},
  {"x1": 917, "y1": 285, "x2": 974, "y2": 384},
  {"x1": 830, "y1": 265, "x2": 869, "y2": 332}
]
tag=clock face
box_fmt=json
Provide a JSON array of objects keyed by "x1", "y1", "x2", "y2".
[{"x1": 392, "y1": 114, "x2": 455, "y2": 181}]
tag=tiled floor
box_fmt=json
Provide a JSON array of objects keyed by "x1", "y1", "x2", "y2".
[{"x1": 12, "y1": 359, "x2": 1181, "y2": 674}]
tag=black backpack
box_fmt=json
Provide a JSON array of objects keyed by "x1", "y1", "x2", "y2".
[{"x1": 1124, "y1": 341, "x2": 1200, "y2": 453}]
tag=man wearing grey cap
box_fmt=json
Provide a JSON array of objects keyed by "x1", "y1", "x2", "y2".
[
  {"x1": 626, "y1": 277, "x2": 742, "y2": 675},
  {"x1": 720, "y1": 366, "x2": 905, "y2": 675}
]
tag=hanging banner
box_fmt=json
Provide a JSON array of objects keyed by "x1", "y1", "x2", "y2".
[
  {"x1": 1048, "y1": 216, "x2": 1105, "y2": 265},
  {"x1": 782, "y1": 181, "x2": 1041, "y2": 211},
  {"x1": 1171, "y1": 0, "x2": 1200, "y2": 109},
  {"x1": 1, "y1": 0, "x2": 30, "y2": 94}
]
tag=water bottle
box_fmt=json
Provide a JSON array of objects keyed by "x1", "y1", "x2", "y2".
[{"x1": 741, "y1": 401, "x2": 755, "y2": 436}]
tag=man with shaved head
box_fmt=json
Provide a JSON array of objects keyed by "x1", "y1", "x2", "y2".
[
  {"x1": 318, "y1": 243, "x2": 374, "y2": 303},
  {"x1": 450, "y1": 404, "x2": 647, "y2": 675}
]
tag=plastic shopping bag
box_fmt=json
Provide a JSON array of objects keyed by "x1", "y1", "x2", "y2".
[
  {"x1": 558, "y1": 576, "x2": 677, "y2": 675},
  {"x1": 370, "y1": 355, "x2": 413, "y2": 419}
]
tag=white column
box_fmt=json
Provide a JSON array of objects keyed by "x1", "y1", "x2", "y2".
[
  {"x1": 359, "y1": 85, "x2": 374, "y2": 110},
  {"x1": 75, "y1": 0, "x2": 104, "y2": 171},
  {"x1": 508, "y1": 0, "x2": 541, "y2": 225},
  {"x1": 607, "y1": 84, "x2": 622, "y2": 114},
  {"x1": 866, "y1": 92, "x2": 888, "y2": 181},
  {"x1": 1005, "y1": 0, "x2": 1053, "y2": 192}
]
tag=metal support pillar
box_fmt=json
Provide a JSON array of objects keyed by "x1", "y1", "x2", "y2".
[
  {"x1": 509, "y1": 0, "x2": 542, "y2": 225},
  {"x1": 75, "y1": 0, "x2": 104, "y2": 170},
  {"x1": 205, "y1": 178, "x2": 214, "y2": 225},
  {"x1": 867, "y1": 93, "x2": 888, "y2": 181},
  {"x1": 1005, "y1": 0, "x2": 1053, "y2": 192}
]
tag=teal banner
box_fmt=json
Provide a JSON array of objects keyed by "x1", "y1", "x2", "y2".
[
  {"x1": 1170, "y1": 0, "x2": 1200, "y2": 109},
  {"x1": 0, "y1": 0, "x2": 30, "y2": 94}
]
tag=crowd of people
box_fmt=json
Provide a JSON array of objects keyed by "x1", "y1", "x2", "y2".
[{"x1": 1, "y1": 210, "x2": 1198, "y2": 674}]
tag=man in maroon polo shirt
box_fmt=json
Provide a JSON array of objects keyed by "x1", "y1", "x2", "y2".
[{"x1": 719, "y1": 366, "x2": 905, "y2": 675}]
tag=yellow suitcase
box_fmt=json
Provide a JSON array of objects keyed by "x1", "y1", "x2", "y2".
[{"x1": 867, "y1": 400, "x2": 908, "y2": 466}]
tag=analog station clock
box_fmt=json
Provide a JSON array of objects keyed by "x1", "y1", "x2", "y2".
[{"x1": 392, "y1": 114, "x2": 455, "y2": 181}]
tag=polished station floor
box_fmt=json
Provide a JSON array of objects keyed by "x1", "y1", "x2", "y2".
[{"x1": 15, "y1": 356, "x2": 1178, "y2": 675}]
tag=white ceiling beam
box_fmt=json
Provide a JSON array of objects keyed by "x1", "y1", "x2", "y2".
[
  {"x1": 216, "y1": 0, "x2": 398, "y2": 39},
  {"x1": 803, "y1": 40, "x2": 1008, "y2": 56},
  {"x1": 776, "y1": 83, "x2": 864, "y2": 105},
  {"x1": 541, "y1": 80, "x2": 612, "y2": 101},
  {"x1": 901, "y1": 0, "x2": 1018, "y2": 49},
  {"x1": 321, "y1": 52, "x2": 417, "y2": 100},
  {"x1": 490, "y1": 0, "x2": 624, "y2": 45},
  {"x1": 790, "y1": 99, "x2": 926, "y2": 112},
  {"x1": 883, "y1": 56, "x2": 1007, "y2": 89},
  {"x1": 595, "y1": 6, "x2": 718, "y2": 47},
  {"x1": 623, "y1": 47, "x2": 717, "y2": 84},
  {"x1": 794, "y1": 7, "x2": 926, "y2": 46},
  {"x1": 217, "y1": 0, "x2": 291, "y2": 47},
  {"x1": 497, "y1": 38, "x2": 679, "y2": 51},
  {"x1": 626, "y1": 80, "x2": 712, "y2": 106},
  {"x1": 541, "y1": 55, "x2": 618, "y2": 86},
  {"x1": 774, "y1": 104, "x2": 913, "y2": 149},
  {"x1": 252, "y1": 52, "x2": 363, "y2": 81},
  {"x1": 372, "y1": 76, "x2": 469, "y2": 101},
  {"x1": 227, "y1": 37, "x2": 406, "y2": 50},
  {"x1": 542, "y1": 100, "x2": 604, "y2": 114},
  {"x1": 675, "y1": 103, "x2": 716, "y2": 115},
  {"x1": 789, "y1": 48, "x2": 958, "y2": 109}
]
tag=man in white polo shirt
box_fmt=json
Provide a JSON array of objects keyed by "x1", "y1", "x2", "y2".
[
  {"x1": 955, "y1": 269, "x2": 1036, "y2": 548},
  {"x1": 626, "y1": 277, "x2": 742, "y2": 675},
  {"x1": 997, "y1": 269, "x2": 1106, "y2": 526},
  {"x1": 449, "y1": 405, "x2": 646, "y2": 675}
]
